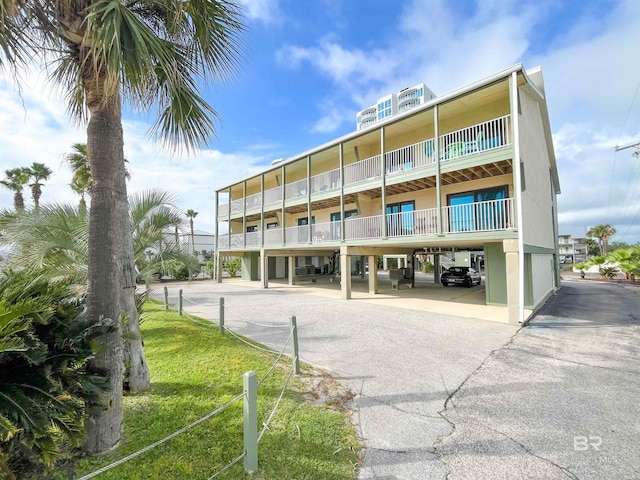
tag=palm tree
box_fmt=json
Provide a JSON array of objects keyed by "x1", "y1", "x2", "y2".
[
  {"x1": 607, "y1": 247, "x2": 640, "y2": 282},
  {"x1": 27, "y1": 162, "x2": 53, "y2": 209},
  {"x1": 0, "y1": 168, "x2": 31, "y2": 211},
  {"x1": 0, "y1": 3, "x2": 244, "y2": 452},
  {"x1": 186, "y1": 209, "x2": 198, "y2": 254},
  {"x1": 65, "y1": 143, "x2": 92, "y2": 212},
  {"x1": 587, "y1": 224, "x2": 617, "y2": 256}
]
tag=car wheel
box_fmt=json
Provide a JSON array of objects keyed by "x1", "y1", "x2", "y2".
[
  {"x1": 442, "y1": 281, "x2": 448, "y2": 287},
  {"x1": 465, "y1": 278, "x2": 472, "y2": 288}
]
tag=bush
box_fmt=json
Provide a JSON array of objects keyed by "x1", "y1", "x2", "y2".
[
  {"x1": 223, "y1": 257, "x2": 241, "y2": 277},
  {"x1": 204, "y1": 260, "x2": 214, "y2": 278},
  {"x1": 0, "y1": 269, "x2": 111, "y2": 478},
  {"x1": 421, "y1": 261, "x2": 434, "y2": 273}
]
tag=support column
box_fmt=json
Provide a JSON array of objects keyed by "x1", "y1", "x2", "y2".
[
  {"x1": 360, "y1": 256, "x2": 365, "y2": 278},
  {"x1": 368, "y1": 255, "x2": 378, "y2": 294},
  {"x1": 433, "y1": 254, "x2": 440, "y2": 284},
  {"x1": 340, "y1": 246, "x2": 351, "y2": 300},
  {"x1": 288, "y1": 256, "x2": 294, "y2": 285},
  {"x1": 260, "y1": 249, "x2": 268, "y2": 288},
  {"x1": 503, "y1": 239, "x2": 520, "y2": 325},
  {"x1": 215, "y1": 252, "x2": 223, "y2": 284}
]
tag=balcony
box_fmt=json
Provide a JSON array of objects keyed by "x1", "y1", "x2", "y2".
[
  {"x1": 218, "y1": 198, "x2": 515, "y2": 250},
  {"x1": 218, "y1": 115, "x2": 512, "y2": 220}
]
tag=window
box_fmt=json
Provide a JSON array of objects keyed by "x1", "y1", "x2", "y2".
[
  {"x1": 297, "y1": 217, "x2": 315, "y2": 226},
  {"x1": 246, "y1": 225, "x2": 258, "y2": 233},
  {"x1": 447, "y1": 186, "x2": 508, "y2": 232},
  {"x1": 267, "y1": 222, "x2": 278, "y2": 229},
  {"x1": 330, "y1": 210, "x2": 358, "y2": 238},
  {"x1": 386, "y1": 201, "x2": 414, "y2": 235}
]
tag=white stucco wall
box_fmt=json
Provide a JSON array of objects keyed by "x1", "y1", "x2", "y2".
[
  {"x1": 518, "y1": 87, "x2": 556, "y2": 249},
  {"x1": 531, "y1": 253, "x2": 554, "y2": 307}
]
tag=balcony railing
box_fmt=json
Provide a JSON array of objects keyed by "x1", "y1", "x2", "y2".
[
  {"x1": 245, "y1": 231, "x2": 262, "y2": 247},
  {"x1": 264, "y1": 228, "x2": 283, "y2": 246},
  {"x1": 442, "y1": 198, "x2": 514, "y2": 234},
  {"x1": 345, "y1": 215, "x2": 384, "y2": 240},
  {"x1": 344, "y1": 154, "x2": 381, "y2": 186},
  {"x1": 264, "y1": 186, "x2": 283, "y2": 207},
  {"x1": 218, "y1": 203, "x2": 229, "y2": 217},
  {"x1": 310, "y1": 168, "x2": 341, "y2": 194},
  {"x1": 439, "y1": 115, "x2": 511, "y2": 160},
  {"x1": 311, "y1": 221, "x2": 342, "y2": 243},
  {"x1": 386, "y1": 208, "x2": 438, "y2": 237},
  {"x1": 386, "y1": 139, "x2": 435, "y2": 174},
  {"x1": 284, "y1": 225, "x2": 309, "y2": 245},
  {"x1": 230, "y1": 199, "x2": 244, "y2": 215},
  {"x1": 245, "y1": 192, "x2": 261, "y2": 211},
  {"x1": 218, "y1": 235, "x2": 229, "y2": 248},
  {"x1": 230, "y1": 233, "x2": 244, "y2": 248},
  {"x1": 284, "y1": 178, "x2": 308, "y2": 201}
]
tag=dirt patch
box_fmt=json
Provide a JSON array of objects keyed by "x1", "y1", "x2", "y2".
[{"x1": 301, "y1": 370, "x2": 356, "y2": 413}]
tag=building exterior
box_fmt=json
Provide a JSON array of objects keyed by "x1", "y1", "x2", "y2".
[
  {"x1": 214, "y1": 64, "x2": 560, "y2": 325},
  {"x1": 356, "y1": 82, "x2": 437, "y2": 130},
  {"x1": 558, "y1": 234, "x2": 588, "y2": 263}
]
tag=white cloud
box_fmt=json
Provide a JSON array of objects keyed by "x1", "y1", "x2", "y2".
[{"x1": 237, "y1": 0, "x2": 282, "y2": 25}]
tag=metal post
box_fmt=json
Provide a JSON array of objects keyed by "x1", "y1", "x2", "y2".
[
  {"x1": 179, "y1": 289, "x2": 183, "y2": 316},
  {"x1": 243, "y1": 371, "x2": 258, "y2": 473},
  {"x1": 289, "y1": 315, "x2": 300, "y2": 374},
  {"x1": 219, "y1": 297, "x2": 225, "y2": 334},
  {"x1": 164, "y1": 286, "x2": 169, "y2": 310}
]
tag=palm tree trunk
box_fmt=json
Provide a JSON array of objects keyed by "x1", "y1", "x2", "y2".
[
  {"x1": 83, "y1": 83, "x2": 149, "y2": 453},
  {"x1": 190, "y1": 218, "x2": 195, "y2": 254},
  {"x1": 13, "y1": 192, "x2": 23, "y2": 212}
]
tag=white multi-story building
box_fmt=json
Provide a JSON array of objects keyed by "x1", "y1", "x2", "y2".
[{"x1": 356, "y1": 82, "x2": 436, "y2": 130}]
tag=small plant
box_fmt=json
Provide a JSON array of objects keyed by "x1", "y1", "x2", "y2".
[
  {"x1": 224, "y1": 257, "x2": 241, "y2": 277},
  {"x1": 600, "y1": 265, "x2": 618, "y2": 279},
  {"x1": 204, "y1": 260, "x2": 214, "y2": 277},
  {"x1": 421, "y1": 261, "x2": 434, "y2": 273}
]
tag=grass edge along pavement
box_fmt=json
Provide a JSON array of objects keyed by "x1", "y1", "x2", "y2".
[{"x1": 61, "y1": 300, "x2": 361, "y2": 480}]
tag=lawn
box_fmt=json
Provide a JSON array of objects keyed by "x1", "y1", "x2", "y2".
[{"x1": 65, "y1": 301, "x2": 361, "y2": 479}]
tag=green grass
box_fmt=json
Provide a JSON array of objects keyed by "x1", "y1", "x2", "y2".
[{"x1": 66, "y1": 301, "x2": 361, "y2": 479}]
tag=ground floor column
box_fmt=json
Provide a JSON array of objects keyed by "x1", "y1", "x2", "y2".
[
  {"x1": 260, "y1": 250, "x2": 268, "y2": 288},
  {"x1": 340, "y1": 246, "x2": 351, "y2": 300},
  {"x1": 288, "y1": 256, "x2": 294, "y2": 285},
  {"x1": 503, "y1": 239, "x2": 520, "y2": 325},
  {"x1": 433, "y1": 254, "x2": 440, "y2": 284},
  {"x1": 215, "y1": 252, "x2": 222, "y2": 283},
  {"x1": 368, "y1": 255, "x2": 378, "y2": 294}
]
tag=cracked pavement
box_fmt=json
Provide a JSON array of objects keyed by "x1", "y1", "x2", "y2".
[{"x1": 436, "y1": 280, "x2": 640, "y2": 479}]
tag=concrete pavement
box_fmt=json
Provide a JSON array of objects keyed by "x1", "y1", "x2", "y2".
[
  {"x1": 150, "y1": 276, "x2": 639, "y2": 479},
  {"x1": 151, "y1": 278, "x2": 517, "y2": 479}
]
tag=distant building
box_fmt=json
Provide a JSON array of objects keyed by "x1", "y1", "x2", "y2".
[
  {"x1": 356, "y1": 82, "x2": 437, "y2": 130},
  {"x1": 558, "y1": 234, "x2": 588, "y2": 263}
]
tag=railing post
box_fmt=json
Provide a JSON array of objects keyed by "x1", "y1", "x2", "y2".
[
  {"x1": 289, "y1": 315, "x2": 300, "y2": 375},
  {"x1": 219, "y1": 297, "x2": 225, "y2": 334},
  {"x1": 243, "y1": 371, "x2": 258, "y2": 473},
  {"x1": 164, "y1": 286, "x2": 168, "y2": 310},
  {"x1": 178, "y1": 289, "x2": 183, "y2": 316}
]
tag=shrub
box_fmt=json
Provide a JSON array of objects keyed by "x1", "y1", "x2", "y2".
[
  {"x1": 223, "y1": 257, "x2": 241, "y2": 277},
  {"x1": 421, "y1": 261, "x2": 434, "y2": 273}
]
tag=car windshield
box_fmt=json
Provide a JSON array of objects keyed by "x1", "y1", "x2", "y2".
[{"x1": 449, "y1": 267, "x2": 468, "y2": 273}]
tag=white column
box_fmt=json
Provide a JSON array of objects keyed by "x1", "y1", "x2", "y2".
[
  {"x1": 504, "y1": 239, "x2": 520, "y2": 325},
  {"x1": 288, "y1": 256, "x2": 294, "y2": 285},
  {"x1": 340, "y1": 246, "x2": 351, "y2": 300},
  {"x1": 368, "y1": 255, "x2": 378, "y2": 294}
]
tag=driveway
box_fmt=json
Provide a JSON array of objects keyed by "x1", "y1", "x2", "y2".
[
  {"x1": 151, "y1": 279, "x2": 517, "y2": 479},
  {"x1": 437, "y1": 279, "x2": 640, "y2": 479}
]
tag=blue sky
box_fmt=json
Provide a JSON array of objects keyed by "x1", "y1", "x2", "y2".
[{"x1": 1, "y1": 0, "x2": 640, "y2": 243}]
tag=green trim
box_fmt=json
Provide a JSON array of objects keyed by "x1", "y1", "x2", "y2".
[{"x1": 524, "y1": 245, "x2": 556, "y2": 254}]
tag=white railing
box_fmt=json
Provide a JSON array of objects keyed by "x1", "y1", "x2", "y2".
[
  {"x1": 385, "y1": 138, "x2": 435, "y2": 173},
  {"x1": 284, "y1": 225, "x2": 309, "y2": 244},
  {"x1": 310, "y1": 168, "x2": 341, "y2": 194},
  {"x1": 311, "y1": 221, "x2": 341, "y2": 243},
  {"x1": 386, "y1": 208, "x2": 438, "y2": 237},
  {"x1": 230, "y1": 199, "x2": 244, "y2": 215},
  {"x1": 263, "y1": 228, "x2": 283, "y2": 246},
  {"x1": 345, "y1": 215, "x2": 384, "y2": 240},
  {"x1": 284, "y1": 179, "x2": 308, "y2": 201},
  {"x1": 439, "y1": 114, "x2": 511, "y2": 160},
  {"x1": 264, "y1": 186, "x2": 283, "y2": 207},
  {"x1": 230, "y1": 233, "x2": 244, "y2": 248},
  {"x1": 245, "y1": 231, "x2": 261, "y2": 247},
  {"x1": 218, "y1": 235, "x2": 229, "y2": 248},
  {"x1": 218, "y1": 204, "x2": 229, "y2": 217},
  {"x1": 245, "y1": 193, "x2": 261, "y2": 211},
  {"x1": 442, "y1": 198, "x2": 515, "y2": 234},
  {"x1": 344, "y1": 154, "x2": 381, "y2": 186}
]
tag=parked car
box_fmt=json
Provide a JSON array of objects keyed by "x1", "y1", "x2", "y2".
[{"x1": 441, "y1": 266, "x2": 481, "y2": 287}]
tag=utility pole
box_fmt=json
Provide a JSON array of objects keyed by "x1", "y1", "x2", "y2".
[{"x1": 614, "y1": 141, "x2": 640, "y2": 157}]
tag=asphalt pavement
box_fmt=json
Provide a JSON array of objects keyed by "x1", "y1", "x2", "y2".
[{"x1": 150, "y1": 277, "x2": 640, "y2": 479}]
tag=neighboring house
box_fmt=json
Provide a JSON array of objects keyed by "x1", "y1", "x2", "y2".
[
  {"x1": 558, "y1": 234, "x2": 588, "y2": 264},
  {"x1": 214, "y1": 64, "x2": 560, "y2": 325}
]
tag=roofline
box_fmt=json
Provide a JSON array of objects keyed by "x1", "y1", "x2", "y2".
[{"x1": 216, "y1": 63, "x2": 532, "y2": 193}]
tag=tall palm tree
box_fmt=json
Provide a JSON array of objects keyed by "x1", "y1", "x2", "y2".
[
  {"x1": 0, "y1": 167, "x2": 31, "y2": 211},
  {"x1": 587, "y1": 224, "x2": 617, "y2": 256},
  {"x1": 0, "y1": 2, "x2": 244, "y2": 452},
  {"x1": 27, "y1": 162, "x2": 53, "y2": 209},
  {"x1": 186, "y1": 209, "x2": 198, "y2": 254}
]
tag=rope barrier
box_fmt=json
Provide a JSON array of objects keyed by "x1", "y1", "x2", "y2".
[
  {"x1": 225, "y1": 328, "x2": 280, "y2": 354},
  {"x1": 244, "y1": 319, "x2": 290, "y2": 328},
  {"x1": 75, "y1": 393, "x2": 245, "y2": 480},
  {"x1": 207, "y1": 451, "x2": 246, "y2": 479},
  {"x1": 258, "y1": 327, "x2": 294, "y2": 387},
  {"x1": 258, "y1": 361, "x2": 296, "y2": 444},
  {"x1": 181, "y1": 294, "x2": 220, "y2": 308}
]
